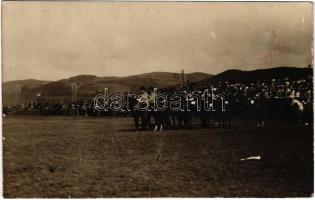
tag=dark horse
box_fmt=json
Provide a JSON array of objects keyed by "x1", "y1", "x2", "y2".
[{"x1": 127, "y1": 95, "x2": 149, "y2": 131}]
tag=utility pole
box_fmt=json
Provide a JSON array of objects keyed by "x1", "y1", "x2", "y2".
[
  {"x1": 14, "y1": 84, "x2": 21, "y2": 106},
  {"x1": 36, "y1": 93, "x2": 41, "y2": 104},
  {"x1": 71, "y1": 82, "x2": 78, "y2": 103},
  {"x1": 177, "y1": 69, "x2": 188, "y2": 88}
]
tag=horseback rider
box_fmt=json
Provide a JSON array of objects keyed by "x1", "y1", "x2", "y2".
[
  {"x1": 148, "y1": 86, "x2": 156, "y2": 110},
  {"x1": 135, "y1": 86, "x2": 149, "y2": 130}
]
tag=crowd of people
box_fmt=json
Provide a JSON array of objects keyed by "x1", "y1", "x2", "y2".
[
  {"x1": 129, "y1": 75, "x2": 313, "y2": 130},
  {"x1": 3, "y1": 75, "x2": 313, "y2": 130}
]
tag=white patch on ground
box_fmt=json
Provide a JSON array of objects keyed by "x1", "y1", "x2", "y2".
[{"x1": 240, "y1": 156, "x2": 261, "y2": 161}]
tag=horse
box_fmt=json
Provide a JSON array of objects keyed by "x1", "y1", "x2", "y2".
[{"x1": 127, "y1": 95, "x2": 149, "y2": 131}]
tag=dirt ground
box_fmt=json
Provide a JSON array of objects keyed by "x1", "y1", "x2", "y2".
[{"x1": 3, "y1": 116, "x2": 314, "y2": 197}]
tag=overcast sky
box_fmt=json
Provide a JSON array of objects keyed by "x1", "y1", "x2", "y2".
[{"x1": 2, "y1": 2, "x2": 313, "y2": 82}]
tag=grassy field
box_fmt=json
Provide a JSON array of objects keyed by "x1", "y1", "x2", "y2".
[{"x1": 3, "y1": 116, "x2": 313, "y2": 197}]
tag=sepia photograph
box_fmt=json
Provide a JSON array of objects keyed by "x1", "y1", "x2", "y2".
[{"x1": 1, "y1": 1, "x2": 314, "y2": 197}]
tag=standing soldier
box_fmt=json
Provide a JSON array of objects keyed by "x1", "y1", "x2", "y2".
[
  {"x1": 147, "y1": 87, "x2": 157, "y2": 130},
  {"x1": 136, "y1": 86, "x2": 149, "y2": 130}
]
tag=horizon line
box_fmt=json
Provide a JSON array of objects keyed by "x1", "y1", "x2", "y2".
[{"x1": 3, "y1": 65, "x2": 312, "y2": 83}]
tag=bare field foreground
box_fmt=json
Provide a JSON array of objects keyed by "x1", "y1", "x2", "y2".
[{"x1": 3, "y1": 116, "x2": 313, "y2": 197}]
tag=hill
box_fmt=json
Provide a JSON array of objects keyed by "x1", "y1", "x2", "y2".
[
  {"x1": 3, "y1": 72, "x2": 212, "y2": 106},
  {"x1": 3, "y1": 67, "x2": 312, "y2": 106},
  {"x1": 2, "y1": 79, "x2": 50, "y2": 106},
  {"x1": 199, "y1": 67, "x2": 313, "y2": 85}
]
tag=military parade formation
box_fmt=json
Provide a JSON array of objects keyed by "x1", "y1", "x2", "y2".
[{"x1": 3, "y1": 74, "x2": 313, "y2": 131}]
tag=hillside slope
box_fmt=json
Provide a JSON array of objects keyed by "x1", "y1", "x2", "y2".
[
  {"x1": 3, "y1": 72, "x2": 212, "y2": 105},
  {"x1": 200, "y1": 67, "x2": 312, "y2": 84}
]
